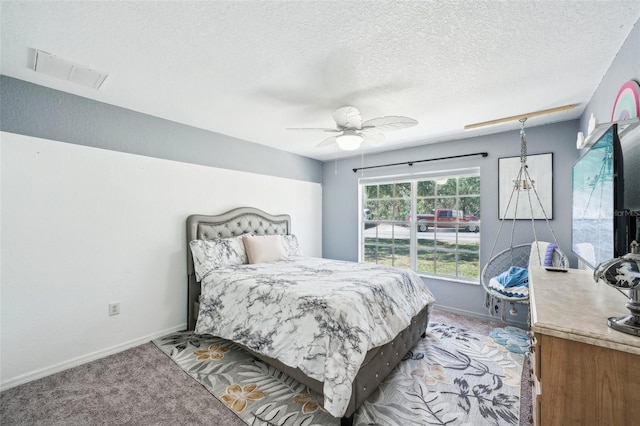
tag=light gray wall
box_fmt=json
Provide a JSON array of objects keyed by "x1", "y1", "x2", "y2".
[
  {"x1": 580, "y1": 19, "x2": 639, "y2": 134},
  {"x1": 322, "y1": 120, "x2": 581, "y2": 321},
  {"x1": 322, "y1": 19, "x2": 639, "y2": 322},
  {"x1": 0, "y1": 76, "x2": 322, "y2": 183}
]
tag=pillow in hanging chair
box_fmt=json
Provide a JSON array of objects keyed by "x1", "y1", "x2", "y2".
[
  {"x1": 529, "y1": 242, "x2": 557, "y2": 267},
  {"x1": 488, "y1": 266, "x2": 530, "y2": 298}
]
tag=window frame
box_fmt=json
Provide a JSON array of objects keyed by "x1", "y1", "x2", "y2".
[{"x1": 358, "y1": 168, "x2": 481, "y2": 284}]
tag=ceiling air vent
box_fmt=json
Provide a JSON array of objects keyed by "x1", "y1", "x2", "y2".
[{"x1": 33, "y1": 49, "x2": 108, "y2": 89}]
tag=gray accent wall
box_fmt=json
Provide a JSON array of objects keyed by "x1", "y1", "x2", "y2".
[
  {"x1": 322, "y1": 120, "x2": 581, "y2": 322},
  {"x1": 0, "y1": 76, "x2": 322, "y2": 183},
  {"x1": 321, "y1": 19, "x2": 639, "y2": 323}
]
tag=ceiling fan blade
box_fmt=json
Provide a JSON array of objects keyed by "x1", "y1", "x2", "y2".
[
  {"x1": 316, "y1": 135, "x2": 338, "y2": 147},
  {"x1": 333, "y1": 106, "x2": 362, "y2": 129},
  {"x1": 362, "y1": 116, "x2": 418, "y2": 131},
  {"x1": 286, "y1": 127, "x2": 340, "y2": 132},
  {"x1": 359, "y1": 128, "x2": 385, "y2": 146}
]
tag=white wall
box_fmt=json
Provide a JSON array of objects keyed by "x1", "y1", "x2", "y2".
[{"x1": 0, "y1": 132, "x2": 322, "y2": 389}]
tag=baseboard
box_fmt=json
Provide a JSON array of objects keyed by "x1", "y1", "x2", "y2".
[
  {"x1": 0, "y1": 323, "x2": 187, "y2": 392},
  {"x1": 432, "y1": 304, "x2": 528, "y2": 328}
]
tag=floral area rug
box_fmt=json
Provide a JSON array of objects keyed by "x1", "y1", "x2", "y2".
[
  {"x1": 153, "y1": 322, "x2": 525, "y2": 426},
  {"x1": 489, "y1": 327, "x2": 531, "y2": 355}
]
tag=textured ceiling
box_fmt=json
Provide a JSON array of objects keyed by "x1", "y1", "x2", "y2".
[{"x1": 2, "y1": 1, "x2": 639, "y2": 161}]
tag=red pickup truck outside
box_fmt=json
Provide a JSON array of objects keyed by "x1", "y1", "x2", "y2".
[{"x1": 406, "y1": 209, "x2": 480, "y2": 232}]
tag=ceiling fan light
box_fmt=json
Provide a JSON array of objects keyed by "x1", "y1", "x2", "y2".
[{"x1": 336, "y1": 134, "x2": 363, "y2": 151}]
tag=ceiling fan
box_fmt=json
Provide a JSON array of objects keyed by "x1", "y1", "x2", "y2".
[{"x1": 287, "y1": 106, "x2": 418, "y2": 151}]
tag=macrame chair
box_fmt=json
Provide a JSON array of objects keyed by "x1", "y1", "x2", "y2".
[
  {"x1": 482, "y1": 118, "x2": 569, "y2": 321},
  {"x1": 482, "y1": 243, "x2": 569, "y2": 321}
]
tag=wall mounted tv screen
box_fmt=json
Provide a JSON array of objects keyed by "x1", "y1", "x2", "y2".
[
  {"x1": 620, "y1": 122, "x2": 640, "y2": 212},
  {"x1": 572, "y1": 127, "x2": 615, "y2": 268}
]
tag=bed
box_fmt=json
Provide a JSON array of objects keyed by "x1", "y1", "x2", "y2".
[{"x1": 186, "y1": 207, "x2": 435, "y2": 425}]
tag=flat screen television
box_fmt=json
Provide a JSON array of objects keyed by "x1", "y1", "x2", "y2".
[
  {"x1": 620, "y1": 121, "x2": 640, "y2": 212},
  {"x1": 572, "y1": 120, "x2": 640, "y2": 269},
  {"x1": 621, "y1": 121, "x2": 640, "y2": 247}
]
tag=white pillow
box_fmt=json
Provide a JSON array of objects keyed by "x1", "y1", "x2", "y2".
[
  {"x1": 243, "y1": 234, "x2": 288, "y2": 264},
  {"x1": 282, "y1": 234, "x2": 304, "y2": 257},
  {"x1": 189, "y1": 235, "x2": 248, "y2": 281}
]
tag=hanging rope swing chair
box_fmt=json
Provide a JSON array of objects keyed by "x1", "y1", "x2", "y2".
[{"x1": 482, "y1": 118, "x2": 569, "y2": 321}]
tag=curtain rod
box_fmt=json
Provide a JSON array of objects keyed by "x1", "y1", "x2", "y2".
[{"x1": 352, "y1": 152, "x2": 488, "y2": 173}]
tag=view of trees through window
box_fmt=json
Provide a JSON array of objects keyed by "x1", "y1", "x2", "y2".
[{"x1": 362, "y1": 172, "x2": 480, "y2": 281}]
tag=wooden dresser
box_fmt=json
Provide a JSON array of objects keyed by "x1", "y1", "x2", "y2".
[{"x1": 529, "y1": 266, "x2": 640, "y2": 425}]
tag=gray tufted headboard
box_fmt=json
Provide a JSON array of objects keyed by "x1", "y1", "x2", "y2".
[{"x1": 186, "y1": 207, "x2": 291, "y2": 330}]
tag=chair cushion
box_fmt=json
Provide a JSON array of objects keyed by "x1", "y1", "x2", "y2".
[
  {"x1": 494, "y1": 266, "x2": 529, "y2": 288},
  {"x1": 488, "y1": 266, "x2": 529, "y2": 298}
]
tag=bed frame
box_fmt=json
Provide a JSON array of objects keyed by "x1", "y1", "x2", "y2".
[{"x1": 186, "y1": 207, "x2": 431, "y2": 425}]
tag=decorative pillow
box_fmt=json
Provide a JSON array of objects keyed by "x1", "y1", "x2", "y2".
[
  {"x1": 243, "y1": 234, "x2": 288, "y2": 264},
  {"x1": 189, "y1": 235, "x2": 248, "y2": 281},
  {"x1": 282, "y1": 234, "x2": 304, "y2": 257},
  {"x1": 529, "y1": 241, "x2": 557, "y2": 267}
]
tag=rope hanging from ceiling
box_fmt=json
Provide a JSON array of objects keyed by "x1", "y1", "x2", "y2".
[
  {"x1": 489, "y1": 118, "x2": 561, "y2": 259},
  {"x1": 482, "y1": 118, "x2": 568, "y2": 321}
]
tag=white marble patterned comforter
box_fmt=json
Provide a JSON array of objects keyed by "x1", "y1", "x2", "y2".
[{"x1": 194, "y1": 256, "x2": 435, "y2": 417}]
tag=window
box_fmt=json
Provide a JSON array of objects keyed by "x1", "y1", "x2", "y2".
[{"x1": 361, "y1": 170, "x2": 480, "y2": 282}]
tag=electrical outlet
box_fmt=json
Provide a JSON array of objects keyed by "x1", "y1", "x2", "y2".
[{"x1": 109, "y1": 302, "x2": 120, "y2": 316}]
